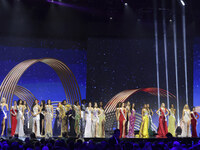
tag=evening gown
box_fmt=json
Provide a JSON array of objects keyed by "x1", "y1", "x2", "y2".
[
  {"x1": 74, "y1": 105, "x2": 81, "y2": 136},
  {"x1": 68, "y1": 109, "x2": 76, "y2": 137},
  {"x1": 32, "y1": 106, "x2": 40, "y2": 137},
  {"x1": 0, "y1": 105, "x2": 7, "y2": 136},
  {"x1": 81, "y1": 104, "x2": 86, "y2": 137},
  {"x1": 128, "y1": 109, "x2": 136, "y2": 138},
  {"x1": 45, "y1": 105, "x2": 53, "y2": 137},
  {"x1": 139, "y1": 109, "x2": 149, "y2": 138},
  {"x1": 15, "y1": 106, "x2": 25, "y2": 137},
  {"x1": 119, "y1": 108, "x2": 126, "y2": 138},
  {"x1": 40, "y1": 106, "x2": 45, "y2": 136},
  {"x1": 99, "y1": 108, "x2": 106, "y2": 138},
  {"x1": 84, "y1": 107, "x2": 92, "y2": 137},
  {"x1": 24, "y1": 107, "x2": 29, "y2": 135},
  {"x1": 191, "y1": 111, "x2": 199, "y2": 137},
  {"x1": 53, "y1": 107, "x2": 61, "y2": 136},
  {"x1": 157, "y1": 108, "x2": 168, "y2": 138},
  {"x1": 10, "y1": 106, "x2": 17, "y2": 136},
  {"x1": 168, "y1": 109, "x2": 176, "y2": 137},
  {"x1": 148, "y1": 109, "x2": 153, "y2": 137},
  {"x1": 92, "y1": 108, "x2": 99, "y2": 137},
  {"x1": 181, "y1": 110, "x2": 191, "y2": 137}
]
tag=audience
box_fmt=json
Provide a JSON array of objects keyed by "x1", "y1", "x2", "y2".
[{"x1": 0, "y1": 131, "x2": 199, "y2": 150}]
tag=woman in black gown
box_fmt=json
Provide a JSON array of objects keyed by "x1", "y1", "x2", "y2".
[
  {"x1": 68, "y1": 106, "x2": 76, "y2": 137},
  {"x1": 40, "y1": 100, "x2": 45, "y2": 136}
]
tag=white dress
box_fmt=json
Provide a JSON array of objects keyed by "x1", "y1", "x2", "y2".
[
  {"x1": 181, "y1": 110, "x2": 191, "y2": 137},
  {"x1": 45, "y1": 105, "x2": 53, "y2": 137},
  {"x1": 32, "y1": 105, "x2": 40, "y2": 137},
  {"x1": 84, "y1": 107, "x2": 92, "y2": 138},
  {"x1": 15, "y1": 106, "x2": 25, "y2": 137},
  {"x1": 92, "y1": 108, "x2": 99, "y2": 137}
]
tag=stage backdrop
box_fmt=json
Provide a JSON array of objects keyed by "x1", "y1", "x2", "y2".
[
  {"x1": 0, "y1": 37, "x2": 87, "y2": 104},
  {"x1": 87, "y1": 37, "x2": 193, "y2": 127},
  {"x1": 193, "y1": 37, "x2": 200, "y2": 137}
]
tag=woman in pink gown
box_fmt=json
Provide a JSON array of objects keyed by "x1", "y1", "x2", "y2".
[
  {"x1": 156, "y1": 103, "x2": 169, "y2": 138},
  {"x1": 119, "y1": 103, "x2": 126, "y2": 138},
  {"x1": 10, "y1": 101, "x2": 17, "y2": 136},
  {"x1": 128, "y1": 103, "x2": 136, "y2": 138}
]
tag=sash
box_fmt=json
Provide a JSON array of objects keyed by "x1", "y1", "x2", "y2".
[
  {"x1": 2, "y1": 105, "x2": 7, "y2": 119},
  {"x1": 120, "y1": 108, "x2": 126, "y2": 120},
  {"x1": 160, "y1": 108, "x2": 167, "y2": 121},
  {"x1": 170, "y1": 109, "x2": 175, "y2": 119},
  {"x1": 191, "y1": 112, "x2": 196, "y2": 120}
]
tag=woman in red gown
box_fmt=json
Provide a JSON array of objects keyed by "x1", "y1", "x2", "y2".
[
  {"x1": 119, "y1": 103, "x2": 126, "y2": 138},
  {"x1": 10, "y1": 101, "x2": 18, "y2": 136},
  {"x1": 191, "y1": 107, "x2": 199, "y2": 137},
  {"x1": 156, "y1": 103, "x2": 169, "y2": 138}
]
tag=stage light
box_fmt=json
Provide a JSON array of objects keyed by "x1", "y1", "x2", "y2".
[
  {"x1": 169, "y1": 19, "x2": 172, "y2": 22},
  {"x1": 180, "y1": 0, "x2": 185, "y2": 6},
  {"x1": 109, "y1": 17, "x2": 113, "y2": 20},
  {"x1": 162, "y1": 0, "x2": 170, "y2": 109},
  {"x1": 124, "y1": 3, "x2": 128, "y2": 6},
  {"x1": 153, "y1": 0, "x2": 160, "y2": 109},
  {"x1": 172, "y1": 0, "x2": 180, "y2": 125}
]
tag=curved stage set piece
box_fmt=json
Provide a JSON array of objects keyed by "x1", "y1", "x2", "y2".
[
  {"x1": 0, "y1": 58, "x2": 81, "y2": 127},
  {"x1": 104, "y1": 88, "x2": 176, "y2": 136}
]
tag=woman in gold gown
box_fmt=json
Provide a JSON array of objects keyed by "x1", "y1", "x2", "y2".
[
  {"x1": 139, "y1": 104, "x2": 149, "y2": 138},
  {"x1": 74, "y1": 101, "x2": 81, "y2": 137},
  {"x1": 168, "y1": 104, "x2": 176, "y2": 137},
  {"x1": 99, "y1": 102, "x2": 106, "y2": 138},
  {"x1": 45, "y1": 100, "x2": 53, "y2": 137}
]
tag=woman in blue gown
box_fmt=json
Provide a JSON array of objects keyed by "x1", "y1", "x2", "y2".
[
  {"x1": 0, "y1": 97, "x2": 8, "y2": 137},
  {"x1": 53, "y1": 103, "x2": 61, "y2": 136}
]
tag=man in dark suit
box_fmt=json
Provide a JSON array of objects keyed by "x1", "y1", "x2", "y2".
[{"x1": 109, "y1": 129, "x2": 120, "y2": 145}]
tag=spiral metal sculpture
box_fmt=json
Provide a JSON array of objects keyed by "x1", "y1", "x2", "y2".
[
  {"x1": 104, "y1": 88, "x2": 176, "y2": 132},
  {"x1": 0, "y1": 58, "x2": 81, "y2": 111}
]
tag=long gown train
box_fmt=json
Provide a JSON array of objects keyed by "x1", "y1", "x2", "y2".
[
  {"x1": 139, "y1": 110, "x2": 149, "y2": 138},
  {"x1": 15, "y1": 106, "x2": 25, "y2": 137},
  {"x1": 84, "y1": 108, "x2": 92, "y2": 138},
  {"x1": 157, "y1": 108, "x2": 168, "y2": 138},
  {"x1": 181, "y1": 110, "x2": 191, "y2": 137},
  {"x1": 168, "y1": 109, "x2": 176, "y2": 137}
]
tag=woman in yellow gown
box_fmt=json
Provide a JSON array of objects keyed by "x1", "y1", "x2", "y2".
[
  {"x1": 168, "y1": 104, "x2": 176, "y2": 137},
  {"x1": 99, "y1": 102, "x2": 106, "y2": 138},
  {"x1": 139, "y1": 104, "x2": 149, "y2": 138}
]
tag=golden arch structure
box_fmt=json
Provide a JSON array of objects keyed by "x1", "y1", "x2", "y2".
[
  {"x1": 0, "y1": 58, "x2": 81, "y2": 111},
  {"x1": 104, "y1": 88, "x2": 176, "y2": 132}
]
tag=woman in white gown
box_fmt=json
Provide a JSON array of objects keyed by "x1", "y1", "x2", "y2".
[
  {"x1": 92, "y1": 102, "x2": 99, "y2": 137},
  {"x1": 181, "y1": 104, "x2": 191, "y2": 137},
  {"x1": 15, "y1": 99, "x2": 25, "y2": 137},
  {"x1": 84, "y1": 102, "x2": 93, "y2": 138},
  {"x1": 31, "y1": 100, "x2": 41, "y2": 137}
]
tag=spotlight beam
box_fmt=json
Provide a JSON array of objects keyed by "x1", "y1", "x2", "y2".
[
  {"x1": 172, "y1": 0, "x2": 180, "y2": 125},
  {"x1": 154, "y1": 0, "x2": 160, "y2": 109},
  {"x1": 162, "y1": 0, "x2": 170, "y2": 109}
]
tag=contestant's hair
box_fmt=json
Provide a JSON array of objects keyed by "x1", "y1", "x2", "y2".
[
  {"x1": 46, "y1": 99, "x2": 52, "y2": 105},
  {"x1": 17, "y1": 99, "x2": 22, "y2": 105},
  {"x1": 23, "y1": 100, "x2": 28, "y2": 107},
  {"x1": 61, "y1": 100, "x2": 66, "y2": 105}
]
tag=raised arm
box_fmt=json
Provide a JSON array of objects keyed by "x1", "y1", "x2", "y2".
[
  {"x1": 166, "y1": 109, "x2": 169, "y2": 117},
  {"x1": 156, "y1": 109, "x2": 160, "y2": 116}
]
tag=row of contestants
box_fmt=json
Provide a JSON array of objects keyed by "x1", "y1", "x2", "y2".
[
  {"x1": 115, "y1": 102, "x2": 199, "y2": 138},
  {"x1": 53, "y1": 101, "x2": 106, "y2": 138}
]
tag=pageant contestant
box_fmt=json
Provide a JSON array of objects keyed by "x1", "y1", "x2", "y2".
[
  {"x1": 23, "y1": 100, "x2": 30, "y2": 135},
  {"x1": 40, "y1": 100, "x2": 45, "y2": 136},
  {"x1": 128, "y1": 103, "x2": 136, "y2": 138},
  {"x1": 92, "y1": 102, "x2": 99, "y2": 137},
  {"x1": 68, "y1": 105, "x2": 76, "y2": 137},
  {"x1": 146, "y1": 104, "x2": 153, "y2": 137},
  {"x1": 99, "y1": 102, "x2": 106, "y2": 138},
  {"x1": 168, "y1": 104, "x2": 176, "y2": 137},
  {"x1": 15, "y1": 99, "x2": 25, "y2": 137},
  {"x1": 125, "y1": 101, "x2": 131, "y2": 136},
  {"x1": 181, "y1": 104, "x2": 191, "y2": 137},
  {"x1": 45, "y1": 100, "x2": 53, "y2": 137},
  {"x1": 119, "y1": 103, "x2": 126, "y2": 138},
  {"x1": 0, "y1": 97, "x2": 8, "y2": 137},
  {"x1": 139, "y1": 104, "x2": 149, "y2": 138},
  {"x1": 10, "y1": 101, "x2": 17, "y2": 136},
  {"x1": 60, "y1": 100, "x2": 71, "y2": 135},
  {"x1": 191, "y1": 107, "x2": 199, "y2": 137},
  {"x1": 53, "y1": 102, "x2": 61, "y2": 136},
  {"x1": 116, "y1": 102, "x2": 122, "y2": 129},
  {"x1": 81, "y1": 99, "x2": 86, "y2": 137},
  {"x1": 84, "y1": 102, "x2": 93, "y2": 138},
  {"x1": 74, "y1": 101, "x2": 81, "y2": 137},
  {"x1": 156, "y1": 103, "x2": 169, "y2": 138},
  {"x1": 31, "y1": 99, "x2": 41, "y2": 137}
]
